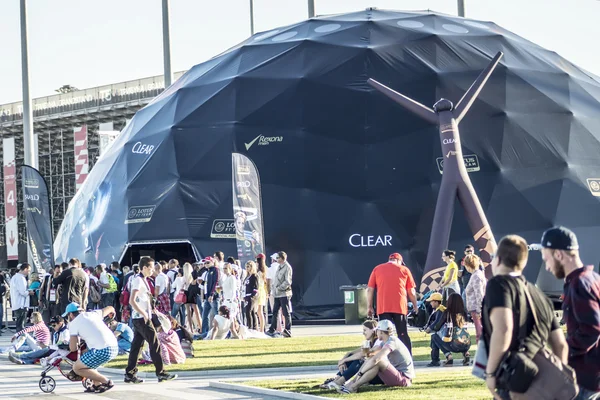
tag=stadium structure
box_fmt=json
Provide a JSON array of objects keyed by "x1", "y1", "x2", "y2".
[{"x1": 0, "y1": 71, "x2": 185, "y2": 268}]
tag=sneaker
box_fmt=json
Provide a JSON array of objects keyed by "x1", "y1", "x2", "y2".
[
  {"x1": 8, "y1": 352, "x2": 23, "y2": 365},
  {"x1": 124, "y1": 374, "x2": 144, "y2": 384},
  {"x1": 325, "y1": 381, "x2": 341, "y2": 391},
  {"x1": 282, "y1": 330, "x2": 292, "y2": 338},
  {"x1": 426, "y1": 361, "x2": 441, "y2": 367},
  {"x1": 40, "y1": 358, "x2": 48, "y2": 367},
  {"x1": 95, "y1": 380, "x2": 114, "y2": 393},
  {"x1": 463, "y1": 353, "x2": 471, "y2": 366},
  {"x1": 265, "y1": 330, "x2": 276, "y2": 337},
  {"x1": 157, "y1": 372, "x2": 177, "y2": 383}
]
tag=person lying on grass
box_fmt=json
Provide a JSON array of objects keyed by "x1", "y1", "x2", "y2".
[
  {"x1": 319, "y1": 319, "x2": 384, "y2": 390},
  {"x1": 338, "y1": 319, "x2": 415, "y2": 394}
]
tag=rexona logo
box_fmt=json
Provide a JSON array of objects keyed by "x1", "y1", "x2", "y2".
[
  {"x1": 349, "y1": 234, "x2": 392, "y2": 248},
  {"x1": 125, "y1": 205, "x2": 156, "y2": 224},
  {"x1": 244, "y1": 134, "x2": 283, "y2": 150},
  {"x1": 131, "y1": 142, "x2": 155, "y2": 155}
]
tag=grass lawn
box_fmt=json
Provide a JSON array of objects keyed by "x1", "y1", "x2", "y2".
[
  {"x1": 243, "y1": 368, "x2": 491, "y2": 400},
  {"x1": 105, "y1": 330, "x2": 477, "y2": 372}
]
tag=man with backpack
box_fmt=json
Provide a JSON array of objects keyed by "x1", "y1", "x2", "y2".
[{"x1": 97, "y1": 264, "x2": 117, "y2": 309}]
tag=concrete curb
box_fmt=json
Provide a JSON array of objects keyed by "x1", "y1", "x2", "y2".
[
  {"x1": 209, "y1": 381, "x2": 330, "y2": 400},
  {"x1": 98, "y1": 364, "x2": 338, "y2": 379},
  {"x1": 98, "y1": 359, "x2": 468, "y2": 378}
]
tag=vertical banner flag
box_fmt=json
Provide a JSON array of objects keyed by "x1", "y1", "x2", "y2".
[
  {"x1": 74, "y1": 125, "x2": 89, "y2": 190},
  {"x1": 21, "y1": 166, "x2": 55, "y2": 273},
  {"x1": 3, "y1": 137, "x2": 18, "y2": 260},
  {"x1": 231, "y1": 153, "x2": 265, "y2": 266}
]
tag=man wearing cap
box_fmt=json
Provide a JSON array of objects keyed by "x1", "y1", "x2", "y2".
[
  {"x1": 266, "y1": 251, "x2": 293, "y2": 337},
  {"x1": 63, "y1": 302, "x2": 118, "y2": 393},
  {"x1": 267, "y1": 253, "x2": 283, "y2": 332},
  {"x1": 339, "y1": 319, "x2": 414, "y2": 393},
  {"x1": 367, "y1": 253, "x2": 418, "y2": 354},
  {"x1": 424, "y1": 293, "x2": 446, "y2": 334},
  {"x1": 8, "y1": 315, "x2": 70, "y2": 365},
  {"x1": 540, "y1": 226, "x2": 600, "y2": 399}
]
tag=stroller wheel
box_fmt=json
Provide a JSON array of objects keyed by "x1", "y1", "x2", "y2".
[
  {"x1": 82, "y1": 378, "x2": 94, "y2": 390},
  {"x1": 39, "y1": 376, "x2": 56, "y2": 393}
]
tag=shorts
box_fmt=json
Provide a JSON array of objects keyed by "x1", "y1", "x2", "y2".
[
  {"x1": 378, "y1": 364, "x2": 412, "y2": 387},
  {"x1": 80, "y1": 346, "x2": 119, "y2": 369}
]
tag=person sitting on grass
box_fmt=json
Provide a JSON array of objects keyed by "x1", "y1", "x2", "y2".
[
  {"x1": 106, "y1": 318, "x2": 134, "y2": 355},
  {"x1": 140, "y1": 312, "x2": 185, "y2": 366},
  {"x1": 319, "y1": 319, "x2": 384, "y2": 390},
  {"x1": 9, "y1": 311, "x2": 50, "y2": 352},
  {"x1": 8, "y1": 315, "x2": 70, "y2": 365},
  {"x1": 428, "y1": 293, "x2": 471, "y2": 367},
  {"x1": 199, "y1": 305, "x2": 233, "y2": 340},
  {"x1": 338, "y1": 319, "x2": 415, "y2": 394}
]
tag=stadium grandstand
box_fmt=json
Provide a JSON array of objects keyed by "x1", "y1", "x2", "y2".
[{"x1": 0, "y1": 71, "x2": 185, "y2": 268}]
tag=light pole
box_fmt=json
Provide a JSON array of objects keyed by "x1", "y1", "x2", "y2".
[
  {"x1": 20, "y1": 0, "x2": 36, "y2": 169},
  {"x1": 308, "y1": 0, "x2": 315, "y2": 18},
  {"x1": 249, "y1": 0, "x2": 255, "y2": 35},
  {"x1": 458, "y1": 0, "x2": 466, "y2": 17},
  {"x1": 162, "y1": 0, "x2": 173, "y2": 87}
]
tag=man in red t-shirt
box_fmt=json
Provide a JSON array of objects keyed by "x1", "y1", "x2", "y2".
[{"x1": 367, "y1": 253, "x2": 418, "y2": 353}]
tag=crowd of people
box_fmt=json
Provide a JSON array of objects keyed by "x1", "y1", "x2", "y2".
[
  {"x1": 0, "y1": 250, "x2": 295, "y2": 393},
  {"x1": 0, "y1": 226, "x2": 598, "y2": 399}
]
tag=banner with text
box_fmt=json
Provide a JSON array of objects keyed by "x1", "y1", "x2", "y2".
[
  {"x1": 74, "y1": 125, "x2": 89, "y2": 190},
  {"x1": 21, "y1": 166, "x2": 55, "y2": 273},
  {"x1": 3, "y1": 138, "x2": 18, "y2": 260},
  {"x1": 231, "y1": 153, "x2": 265, "y2": 266}
]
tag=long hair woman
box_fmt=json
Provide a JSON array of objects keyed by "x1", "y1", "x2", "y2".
[
  {"x1": 463, "y1": 254, "x2": 486, "y2": 341},
  {"x1": 429, "y1": 293, "x2": 471, "y2": 366},
  {"x1": 183, "y1": 263, "x2": 202, "y2": 332},
  {"x1": 243, "y1": 261, "x2": 259, "y2": 331},
  {"x1": 255, "y1": 255, "x2": 268, "y2": 332}
]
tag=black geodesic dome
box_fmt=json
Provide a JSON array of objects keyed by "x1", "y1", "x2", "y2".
[{"x1": 55, "y1": 8, "x2": 600, "y2": 312}]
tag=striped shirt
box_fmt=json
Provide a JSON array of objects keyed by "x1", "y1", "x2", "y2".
[
  {"x1": 563, "y1": 265, "x2": 600, "y2": 392},
  {"x1": 14, "y1": 322, "x2": 51, "y2": 346}
]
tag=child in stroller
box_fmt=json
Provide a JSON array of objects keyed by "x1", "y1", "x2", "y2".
[{"x1": 38, "y1": 342, "x2": 93, "y2": 393}]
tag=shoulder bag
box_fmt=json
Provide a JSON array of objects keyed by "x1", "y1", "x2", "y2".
[{"x1": 495, "y1": 280, "x2": 578, "y2": 399}]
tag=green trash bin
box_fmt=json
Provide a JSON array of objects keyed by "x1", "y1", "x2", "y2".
[{"x1": 340, "y1": 284, "x2": 368, "y2": 325}]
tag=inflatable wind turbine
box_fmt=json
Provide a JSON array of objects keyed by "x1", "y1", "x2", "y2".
[{"x1": 368, "y1": 52, "x2": 503, "y2": 292}]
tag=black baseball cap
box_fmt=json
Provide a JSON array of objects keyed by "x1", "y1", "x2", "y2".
[
  {"x1": 49, "y1": 315, "x2": 63, "y2": 324},
  {"x1": 539, "y1": 226, "x2": 579, "y2": 251}
]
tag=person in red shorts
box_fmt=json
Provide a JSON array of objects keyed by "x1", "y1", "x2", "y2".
[{"x1": 367, "y1": 253, "x2": 418, "y2": 354}]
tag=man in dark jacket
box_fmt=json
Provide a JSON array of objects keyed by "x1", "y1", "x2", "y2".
[
  {"x1": 540, "y1": 227, "x2": 600, "y2": 399},
  {"x1": 201, "y1": 257, "x2": 220, "y2": 334},
  {"x1": 52, "y1": 258, "x2": 88, "y2": 315}
]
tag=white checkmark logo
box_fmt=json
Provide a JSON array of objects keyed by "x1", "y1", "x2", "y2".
[{"x1": 245, "y1": 134, "x2": 262, "y2": 150}]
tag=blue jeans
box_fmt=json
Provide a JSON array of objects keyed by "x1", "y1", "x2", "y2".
[
  {"x1": 202, "y1": 298, "x2": 219, "y2": 334},
  {"x1": 576, "y1": 388, "x2": 600, "y2": 400},
  {"x1": 430, "y1": 333, "x2": 469, "y2": 362},
  {"x1": 0, "y1": 302, "x2": 3, "y2": 330},
  {"x1": 19, "y1": 348, "x2": 52, "y2": 364},
  {"x1": 171, "y1": 302, "x2": 186, "y2": 327},
  {"x1": 101, "y1": 293, "x2": 115, "y2": 309}
]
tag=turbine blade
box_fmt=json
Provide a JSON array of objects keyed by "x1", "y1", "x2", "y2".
[
  {"x1": 368, "y1": 78, "x2": 437, "y2": 124},
  {"x1": 454, "y1": 52, "x2": 503, "y2": 124}
]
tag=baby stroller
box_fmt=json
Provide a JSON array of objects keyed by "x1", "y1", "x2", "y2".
[
  {"x1": 407, "y1": 290, "x2": 433, "y2": 328},
  {"x1": 38, "y1": 346, "x2": 93, "y2": 393}
]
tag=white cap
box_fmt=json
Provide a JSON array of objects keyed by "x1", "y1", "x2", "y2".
[
  {"x1": 270, "y1": 253, "x2": 278, "y2": 260},
  {"x1": 376, "y1": 319, "x2": 396, "y2": 333}
]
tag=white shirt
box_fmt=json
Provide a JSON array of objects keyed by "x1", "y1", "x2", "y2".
[
  {"x1": 155, "y1": 272, "x2": 169, "y2": 296},
  {"x1": 69, "y1": 310, "x2": 118, "y2": 349},
  {"x1": 99, "y1": 272, "x2": 110, "y2": 294},
  {"x1": 267, "y1": 263, "x2": 279, "y2": 281},
  {"x1": 206, "y1": 315, "x2": 231, "y2": 340},
  {"x1": 166, "y1": 268, "x2": 178, "y2": 293},
  {"x1": 10, "y1": 273, "x2": 29, "y2": 310},
  {"x1": 199, "y1": 271, "x2": 208, "y2": 294},
  {"x1": 173, "y1": 276, "x2": 185, "y2": 295},
  {"x1": 130, "y1": 276, "x2": 152, "y2": 320},
  {"x1": 222, "y1": 275, "x2": 237, "y2": 301},
  {"x1": 68, "y1": 310, "x2": 117, "y2": 350}
]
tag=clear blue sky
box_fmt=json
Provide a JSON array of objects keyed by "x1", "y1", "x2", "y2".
[{"x1": 0, "y1": 0, "x2": 598, "y2": 105}]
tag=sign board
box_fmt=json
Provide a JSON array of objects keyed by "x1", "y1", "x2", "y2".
[
  {"x1": 3, "y1": 137, "x2": 18, "y2": 260},
  {"x1": 436, "y1": 154, "x2": 480, "y2": 174},
  {"x1": 210, "y1": 219, "x2": 236, "y2": 239},
  {"x1": 344, "y1": 291, "x2": 355, "y2": 304}
]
